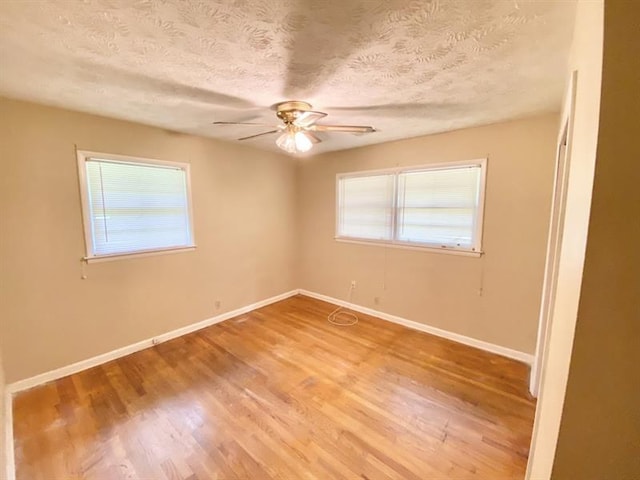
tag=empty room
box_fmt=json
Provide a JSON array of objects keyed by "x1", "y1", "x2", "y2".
[{"x1": 1, "y1": 1, "x2": 638, "y2": 479}]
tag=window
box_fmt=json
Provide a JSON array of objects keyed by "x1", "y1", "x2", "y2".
[
  {"x1": 77, "y1": 151, "x2": 195, "y2": 261},
  {"x1": 336, "y1": 160, "x2": 486, "y2": 254}
]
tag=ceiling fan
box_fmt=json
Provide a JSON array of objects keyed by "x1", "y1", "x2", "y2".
[{"x1": 212, "y1": 101, "x2": 376, "y2": 154}]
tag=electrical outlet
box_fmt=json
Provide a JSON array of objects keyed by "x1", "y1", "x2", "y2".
[
  {"x1": 374, "y1": 296, "x2": 380, "y2": 305},
  {"x1": 214, "y1": 300, "x2": 221, "y2": 309},
  {"x1": 350, "y1": 280, "x2": 357, "y2": 289}
]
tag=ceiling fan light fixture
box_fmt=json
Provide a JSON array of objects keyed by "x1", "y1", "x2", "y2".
[
  {"x1": 293, "y1": 131, "x2": 313, "y2": 152},
  {"x1": 276, "y1": 130, "x2": 296, "y2": 153},
  {"x1": 275, "y1": 127, "x2": 313, "y2": 154}
]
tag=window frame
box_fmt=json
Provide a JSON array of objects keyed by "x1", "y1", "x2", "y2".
[
  {"x1": 77, "y1": 150, "x2": 196, "y2": 263},
  {"x1": 335, "y1": 159, "x2": 487, "y2": 257}
]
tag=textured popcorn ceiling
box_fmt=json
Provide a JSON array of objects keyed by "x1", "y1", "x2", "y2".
[{"x1": 0, "y1": 0, "x2": 575, "y2": 155}]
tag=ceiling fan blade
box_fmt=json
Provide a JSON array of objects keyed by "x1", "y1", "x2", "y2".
[
  {"x1": 305, "y1": 132, "x2": 322, "y2": 144},
  {"x1": 213, "y1": 121, "x2": 277, "y2": 127},
  {"x1": 310, "y1": 125, "x2": 376, "y2": 133},
  {"x1": 293, "y1": 111, "x2": 328, "y2": 127},
  {"x1": 238, "y1": 130, "x2": 280, "y2": 141}
]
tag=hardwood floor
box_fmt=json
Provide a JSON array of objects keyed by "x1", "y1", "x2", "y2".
[{"x1": 13, "y1": 295, "x2": 536, "y2": 479}]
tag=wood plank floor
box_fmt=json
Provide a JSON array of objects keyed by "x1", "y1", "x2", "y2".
[{"x1": 13, "y1": 295, "x2": 536, "y2": 479}]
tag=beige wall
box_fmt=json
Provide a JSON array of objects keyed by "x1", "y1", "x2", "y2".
[
  {"x1": 0, "y1": 98, "x2": 298, "y2": 383},
  {"x1": 0, "y1": 100, "x2": 560, "y2": 383},
  {"x1": 552, "y1": 0, "x2": 640, "y2": 477},
  {"x1": 0, "y1": 346, "x2": 5, "y2": 479},
  {"x1": 297, "y1": 114, "x2": 558, "y2": 354}
]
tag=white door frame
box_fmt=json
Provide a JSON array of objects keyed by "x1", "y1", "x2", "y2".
[{"x1": 529, "y1": 73, "x2": 577, "y2": 397}]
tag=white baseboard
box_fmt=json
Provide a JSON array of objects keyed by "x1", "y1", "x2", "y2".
[
  {"x1": 298, "y1": 289, "x2": 534, "y2": 365},
  {"x1": 6, "y1": 288, "x2": 533, "y2": 395},
  {"x1": 4, "y1": 390, "x2": 15, "y2": 480},
  {"x1": 6, "y1": 290, "x2": 299, "y2": 395}
]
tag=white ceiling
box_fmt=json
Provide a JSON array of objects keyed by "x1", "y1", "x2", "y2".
[{"x1": 0, "y1": 0, "x2": 576, "y2": 155}]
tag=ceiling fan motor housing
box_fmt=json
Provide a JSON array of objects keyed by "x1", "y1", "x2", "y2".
[{"x1": 274, "y1": 100, "x2": 312, "y2": 124}]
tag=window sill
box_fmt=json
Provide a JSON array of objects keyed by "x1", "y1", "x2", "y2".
[
  {"x1": 334, "y1": 237, "x2": 482, "y2": 257},
  {"x1": 83, "y1": 246, "x2": 196, "y2": 264}
]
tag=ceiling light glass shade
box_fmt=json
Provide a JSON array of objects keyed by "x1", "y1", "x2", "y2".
[
  {"x1": 293, "y1": 131, "x2": 313, "y2": 152},
  {"x1": 276, "y1": 127, "x2": 313, "y2": 154},
  {"x1": 276, "y1": 131, "x2": 297, "y2": 153}
]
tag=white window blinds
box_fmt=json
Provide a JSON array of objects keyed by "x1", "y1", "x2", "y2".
[
  {"x1": 80, "y1": 154, "x2": 194, "y2": 259},
  {"x1": 397, "y1": 166, "x2": 481, "y2": 248},
  {"x1": 336, "y1": 161, "x2": 485, "y2": 253},
  {"x1": 337, "y1": 174, "x2": 395, "y2": 241}
]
